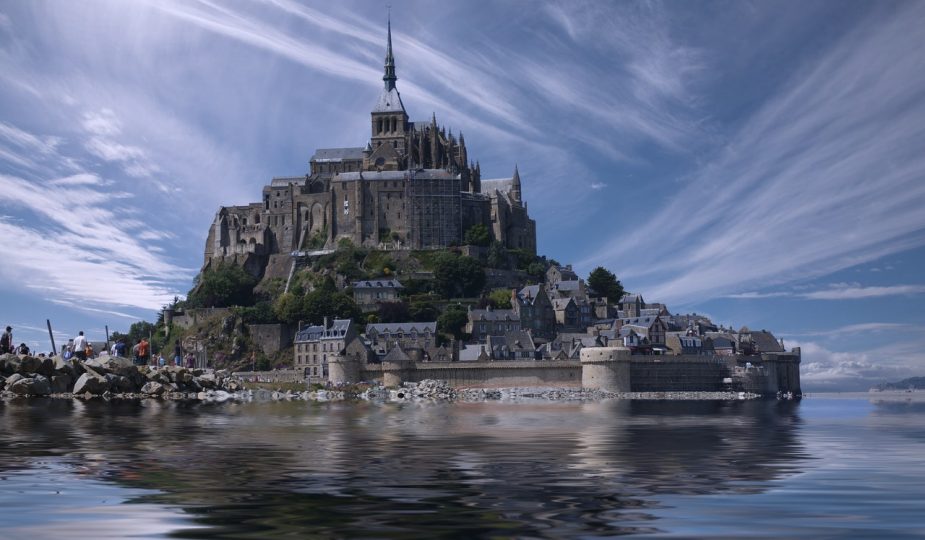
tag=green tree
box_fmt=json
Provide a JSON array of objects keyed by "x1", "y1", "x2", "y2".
[
  {"x1": 377, "y1": 301, "x2": 411, "y2": 323},
  {"x1": 437, "y1": 304, "x2": 469, "y2": 340},
  {"x1": 111, "y1": 320, "x2": 157, "y2": 345},
  {"x1": 464, "y1": 223, "x2": 491, "y2": 247},
  {"x1": 487, "y1": 288, "x2": 513, "y2": 309},
  {"x1": 273, "y1": 293, "x2": 304, "y2": 325},
  {"x1": 433, "y1": 253, "x2": 486, "y2": 298},
  {"x1": 408, "y1": 299, "x2": 439, "y2": 322},
  {"x1": 186, "y1": 263, "x2": 257, "y2": 308},
  {"x1": 302, "y1": 288, "x2": 361, "y2": 325},
  {"x1": 237, "y1": 301, "x2": 277, "y2": 324},
  {"x1": 486, "y1": 241, "x2": 508, "y2": 269},
  {"x1": 587, "y1": 266, "x2": 625, "y2": 304}
]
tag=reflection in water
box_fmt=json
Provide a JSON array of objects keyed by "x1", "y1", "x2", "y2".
[{"x1": 0, "y1": 398, "x2": 814, "y2": 538}]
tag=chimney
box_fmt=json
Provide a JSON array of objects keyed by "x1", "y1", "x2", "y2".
[{"x1": 324, "y1": 316, "x2": 329, "y2": 329}]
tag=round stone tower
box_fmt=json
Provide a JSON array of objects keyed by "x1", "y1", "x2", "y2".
[
  {"x1": 328, "y1": 352, "x2": 361, "y2": 385},
  {"x1": 580, "y1": 347, "x2": 632, "y2": 393}
]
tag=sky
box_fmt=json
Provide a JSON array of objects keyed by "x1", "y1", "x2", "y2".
[{"x1": 1, "y1": 0, "x2": 923, "y2": 391}]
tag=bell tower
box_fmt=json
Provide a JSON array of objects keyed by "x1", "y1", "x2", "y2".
[{"x1": 367, "y1": 15, "x2": 409, "y2": 171}]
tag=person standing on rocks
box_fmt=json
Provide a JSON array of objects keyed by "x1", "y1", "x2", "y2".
[
  {"x1": 0, "y1": 326, "x2": 12, "y2": 354},
  {"x1": 132, "y1": 338, "x2": 149, "y2": 366},
  {"x1": 72, "y1": 331, "x2": 88, "y2": 361},
  {"x1": 114, "y1": 338, "x2": 126, "y2": 358},
  {"x1": 173, "y1": 342, "x2": 183, "y2": 367}
]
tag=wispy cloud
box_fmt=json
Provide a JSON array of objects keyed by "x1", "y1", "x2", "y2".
[
  {"x1": 727, "y1": 283, "x2": 925, "y2": 301},
  {"x1": 0, "y1": 120, "x2": 189, "y2": 312},
  {"x1": 583, "y1": 3, "x2": 925, "y2": 305},
  {"x1": 803, "y1": 284, "x2": 925, "y2": 300},
  {"x1": 590, "y1": 182, "x2": 606, "y2": 191},
  {"x1": 782, "y1": 322, "x2": 920, "y2": 338}
]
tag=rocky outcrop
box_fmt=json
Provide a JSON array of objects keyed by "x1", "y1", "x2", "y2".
[{"x1": 0, "y1": 353, "x2": 245, "y2": 400}]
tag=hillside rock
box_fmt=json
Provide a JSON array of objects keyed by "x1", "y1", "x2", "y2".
[
  {"x1": 10, "y1": 375, "x2": 51, "y2": 396},
  {"x1": 73, "y1": 371, "x2": 110, "y2": 395}
]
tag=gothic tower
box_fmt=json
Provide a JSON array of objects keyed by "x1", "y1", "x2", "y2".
[{"x1": 366, "y1": 15, "x2": 409, "y2": 171}]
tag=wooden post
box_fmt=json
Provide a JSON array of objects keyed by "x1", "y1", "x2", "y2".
[
  {"x1": 46, "y1": 319, "x2": 57, "y2": 356},
  {"x1": 104, "y1": 325, "x2": 111, "y2": 353}
]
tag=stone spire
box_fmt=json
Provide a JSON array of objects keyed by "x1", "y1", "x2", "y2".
[
  {"x1": 511, "y1": 164, "x2": 522, "y2": 203},
  {"x1": 383, "y1": 14, "x2": 397, "y2": 90}
]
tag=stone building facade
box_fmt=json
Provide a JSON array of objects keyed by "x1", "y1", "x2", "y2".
[
  {"x1": 293, "y1": 318, "x2": 355, "y2": 381},
  {"x1": 202, "y1": 19, "x2": 536, "y2": 276}
]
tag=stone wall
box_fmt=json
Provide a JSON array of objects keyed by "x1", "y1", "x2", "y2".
[
  {"x1": 333, "y1": 348, "x2": 802, "y2": 395},
  {"x1": 247, "y1": 323, "x2": 295, "y2": 356},
  {"x1": 232, "y1": 369, "x2": 304, "y2": 383},
  {"x1": 361, "y1": 360, "x2": 582, "y2": 389},
  {"x1": 173, "y1": 308, "x2": 233, "y2": 329},
  {"x1": 629, "y1": 356, "x2": 732, "y2": 392}
]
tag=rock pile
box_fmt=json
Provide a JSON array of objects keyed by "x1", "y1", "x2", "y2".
[
  {"x1": 390, "y1": 379, "x2": 457, "y2": 401},
  {"x1": 0, "y1": 353, "x2": 244, "y2": 399}
]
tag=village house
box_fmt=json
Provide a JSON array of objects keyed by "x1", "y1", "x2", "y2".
[
  {"x1": 545, "y1": 264, "x2": 578, "y2": 285},
  {"x1": 365, "y1": 322, "x2": 436, "y2": 357},
  {"x1": 665, "y1": 332, "x2": 704, "y2": 355},
  {"x1": 483, "y1": 330, "x2": 536, "y2": 360},
  {"x1": 511, "y1": 285, "x2": 556, "y2": 339},
  {"x1": 466, "y1": 306, "x2": 521, "y2": 342},
  {"x1": 352, "y1": 278, "x2": 403, "y2": 312},
  {"x1": 294, "y1": 318, "x2": 355, "y2": 381},
  {"x1": 617, "y1": 315, "x2": 667, "y2": 348}
]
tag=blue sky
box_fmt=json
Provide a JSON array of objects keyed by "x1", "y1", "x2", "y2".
[{"x1": 1, "y1": 1, "x2": 923, "y2": 390}]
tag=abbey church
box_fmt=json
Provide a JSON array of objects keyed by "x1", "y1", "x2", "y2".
[{"x1": 203, "y1": 20, "x2": 536, "y2": 276}]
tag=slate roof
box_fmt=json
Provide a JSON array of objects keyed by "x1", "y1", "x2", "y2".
[
  {"x1": 352, "y1": 279, "x2": 403, "y2": 290},
  {"x1": 747, "y1": 330, "x2": 785, "y2": 353},
  {"x1": 311, "y1": 147, "x2": 366, "y2": 162},
  {"x1": 551, "y1": 298, "x2": 577, "y2": 310},
  {"x1": 458, "y1": 344, "x2": 483, "y2": 362},
  {"x1": 516, "y1": 285, "x2": 544, "y2": 305},
  {"x1": 332, "y1": 169, "x2": 457, "y2": 183},
  {"x1": 468, "y1": 308, "x2": 518, "y2": 321},
  {"x1": 381, "y1": 345, "x2": 411, "y2": 363},
  {"x1": 295, "y1": 319, "x2": 352, "y2": 342},
  {"x1": 270, "y1": 176, "x2": 307, "y2": 187},
  {"x1": 487, "y1": 331, "x2": 535, "y2": 357},
  {"x1": 481, "y1": 177, "x2": 514, "y2": 193},
  {"x1": 552, "y1": 280, "x2": 582, "y2": 292},
  {"x1": 366, "y1": 322, "x2": 436, "y2": 335},
  {"x1": 373, "y1": 86, "x2": 406, "y2": 113}
]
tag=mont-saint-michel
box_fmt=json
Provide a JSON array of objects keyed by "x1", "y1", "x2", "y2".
[
  {"x1": 3, "y1": 3, "x2": 924, "y2": 538},
  {"x1": 1, "y1": 19, "x2": 805, "y2": 399},
  {"x1": 188, "y1": 19, "x2": 802, "y2": 397}
]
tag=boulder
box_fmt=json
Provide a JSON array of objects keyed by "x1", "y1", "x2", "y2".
[
  {"x1": 106, "y1": 374, "x2": 136, "y2": 393},
  {"x1": 6, "y1": 373, "x2": 24, "y2": 386},
  {"x1": 37, "y1": 357, "x2": 56, "y2": 377},
  {"x1": 197, "y1": 373, "x2": 217, "y2": 389},
  {"x1": 51, "y1": 374, "x2": 72, "y2": 394},
  {"x1": 10, "y1": 375, "x2": 51, "y2": 396},
  {"x1": 18, "y1": 356, "x2": 42, "y2": 374},
  {"x1": 141, "y1": 382, "x2": 166, "y2": 396},
  {"x1": 2, "y1": 354, "x2": 21, "y2": 374},
  {"x1": 0, "y1": 375, "x2": 5, "y2": 391},
  {"x1": 73, "y1": 371, "x2": 110, "y2": 395}
]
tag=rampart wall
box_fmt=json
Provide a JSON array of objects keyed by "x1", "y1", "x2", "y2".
[{"x1": 345, "y1": 349, "x2": 801, "y2": 395}]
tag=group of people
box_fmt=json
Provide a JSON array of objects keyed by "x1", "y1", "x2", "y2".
[
  {"x1": 2, "y1": 325, "x2": 199, "y2": 369},
  {"x1": 1, "y1": 325, "x2": 31, "y2": 356}
]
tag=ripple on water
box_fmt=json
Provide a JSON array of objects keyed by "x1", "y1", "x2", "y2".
[{"x1": 0, "y1": 397, "x2": 922, "y2": 538}]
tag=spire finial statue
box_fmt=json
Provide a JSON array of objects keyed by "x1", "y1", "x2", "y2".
[{"x1": 383, "y1": 10, "x2": 397, "y2": 90}]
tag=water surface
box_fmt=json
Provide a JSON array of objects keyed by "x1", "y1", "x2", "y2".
[{"x1": 1, "y1": 396, "x2": 923, "y2": 538}]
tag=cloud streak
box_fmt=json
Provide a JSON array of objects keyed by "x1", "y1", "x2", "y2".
[
  {"x1": 583, "y1": 3, "x2": 925, "y2": 305},
  {"x1": 727, "y1": 283, "x2": 925, "y2": 301}
]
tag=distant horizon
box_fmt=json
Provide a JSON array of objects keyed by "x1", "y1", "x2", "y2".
[{"x1": 1, "y1": 1, "x2": 923, "y2": 391}]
